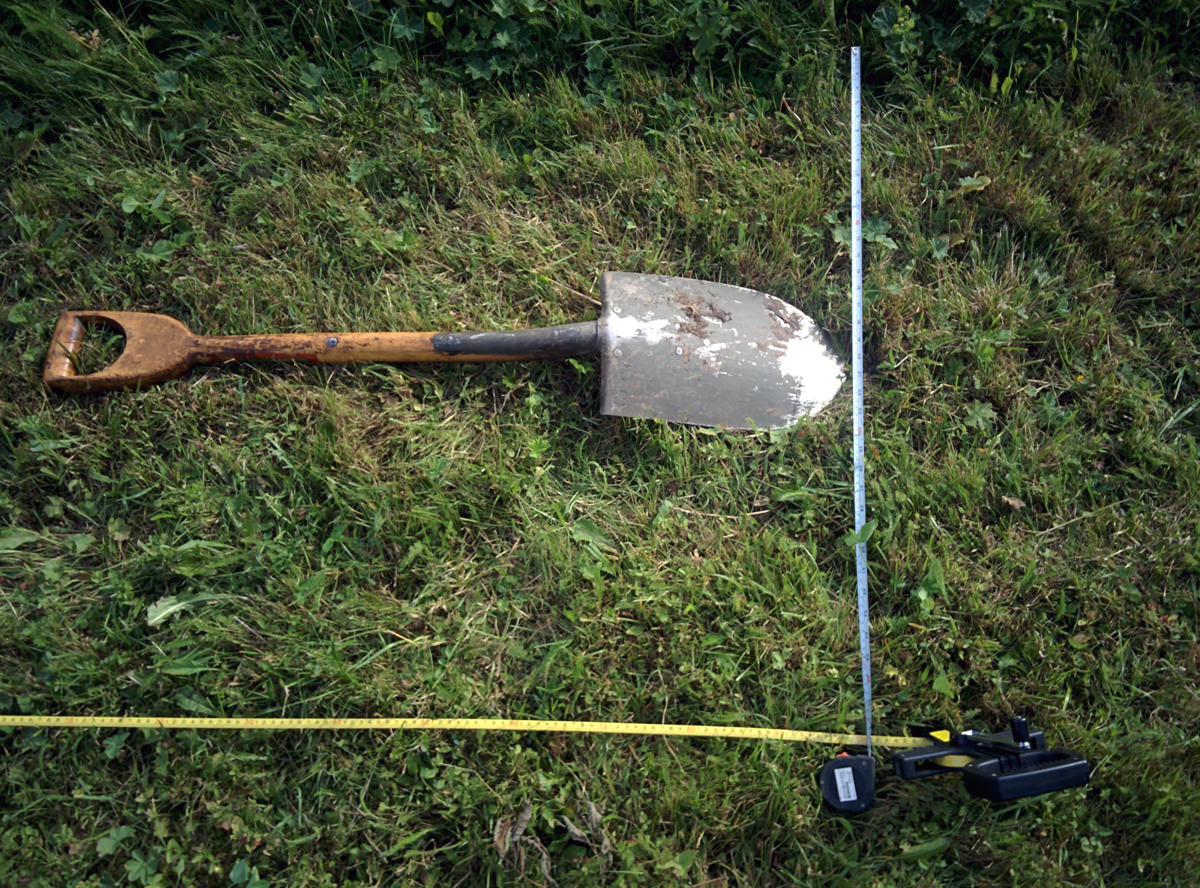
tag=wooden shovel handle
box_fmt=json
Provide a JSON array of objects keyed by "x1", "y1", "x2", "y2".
[
  {"x1": 192, "y1": 331, "x2": 474, "y2": 364},
  {"x1": 193, "y1": 326, "x2": 599, "y2": 365},
  {"x1": 44, "y1": 310, "x2": 598, "y2": 393},
  {"x1": 43, "y1": 311, "x2": 88, "y2": 385}
]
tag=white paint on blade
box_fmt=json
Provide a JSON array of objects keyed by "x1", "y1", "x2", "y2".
[
  {"x1": 605, "y1": 312, "x2": 674, "y2": 346},
  {"x1": 780, "y1": 336, "x2": 845, "y2": 412},
  {"x1": 695, "y1": 340, "x2": 731, "y2": 377},
  {"x1": 695, "y1": 341, "x2": 729, "y2": 361}
]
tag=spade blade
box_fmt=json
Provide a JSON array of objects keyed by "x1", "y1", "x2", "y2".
[{"x1": 598, "y1": 273, "x2": 845, "y2": 430}]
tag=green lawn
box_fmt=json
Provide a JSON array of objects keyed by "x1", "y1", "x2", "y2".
[{"x1": 2, "y1": 3, "x2": 1197, "y2": 886}]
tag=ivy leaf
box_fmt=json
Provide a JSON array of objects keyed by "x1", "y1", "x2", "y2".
[
  {"x1": 963, "y1": 400, "x2": 997, "y2": 431},
  {"x1": 959, "y1": 0, "x2": 990, "y2": 25},
  {"x1": 107, "y1": 516, "x2": 132, "y2": 542},
  {"x1": 103, "y1": 731, "x2": 130, "y2": 760},
  {"x1": 390, "y1": 10, "x2": 424, "y2": 41},
  {"x1": 465, "y1": 53, "x2": 493, "y2": 80},
  {"x1": 826, "y1": 210, "x2": 851, "y2": 247},
  {"x1": 0, "y1": 106, "x2": 24, "y2": 130},
  {"x1": 370, "y1": 46, "x2": 401, "y2": 73},
  {"x1": 125, "y1": 849, "x2": 159, "y2": 885},
  {"x1": 870, "y1": 4, "x2": 899, "y2": 36},
  {"x1": 299, "y1": 63, "x2": 325, "y2": 90},
  {"x1": 862, "y1": 215, "x2": 898, "y2": 250},
  {"x1": 949, "y1": 175, "x2": 992, "y2": 199},
  {"x1": 154, "y1": 69, "x2": 181, "y2": 94},
  {"x1": 492, "y1": 20, "x2": 522, "y2": 50},
  {"x1": 7, "y1": 299, "x2": 35, "y2": 324},
  {"x1": 96, "y1": 825, "x2": 134, "y2": 857}
]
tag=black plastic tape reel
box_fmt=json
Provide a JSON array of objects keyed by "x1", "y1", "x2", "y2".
[{"x1": 820, "y1": 754, "x2": 875, "y2": 814}]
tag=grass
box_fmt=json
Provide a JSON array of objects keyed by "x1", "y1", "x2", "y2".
[{"x1": 2, "y1": 5, "x2": 1199, "y2": 886}]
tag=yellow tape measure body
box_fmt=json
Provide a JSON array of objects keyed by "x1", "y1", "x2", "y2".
[{"x1": 0, "y1": 714, "x2": 926, "y2": 748}]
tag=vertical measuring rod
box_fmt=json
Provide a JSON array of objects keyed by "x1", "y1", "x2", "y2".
[
  {"x1": 818, "y1": 52, "x2": 878, "y2": 813},
  {"x1": 850, "y1": 46, "x2": 873, "y2": 755}
]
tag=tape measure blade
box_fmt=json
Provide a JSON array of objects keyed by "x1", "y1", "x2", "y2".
[{"x1": 0, "y1": 714, "x2": 923, "y2": 748}]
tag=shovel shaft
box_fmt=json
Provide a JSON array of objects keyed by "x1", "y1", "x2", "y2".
[
  {"x1": 193, "y1": 323, "x2": 599, "y2": 364},
  {"x1": 193, "y1": 331, "x2": 447, "y2": 364}
]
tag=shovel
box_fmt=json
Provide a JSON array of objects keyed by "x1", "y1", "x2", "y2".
[{"x1": 43, "y1": 272, "x2": 844, "y2": 429}]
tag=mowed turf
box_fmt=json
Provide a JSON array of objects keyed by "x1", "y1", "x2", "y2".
[{"x1": 1, "y1": 6, "x2": 1198, "y2": 886}]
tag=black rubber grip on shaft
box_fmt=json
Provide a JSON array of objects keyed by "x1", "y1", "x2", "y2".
[{"x1": 431, "y1": 321, "x2": 598, "y2": 358}]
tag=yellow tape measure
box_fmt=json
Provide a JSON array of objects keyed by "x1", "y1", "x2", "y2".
[{"x1": 0, "y1": 714, "x2": 927, "y2": 749}]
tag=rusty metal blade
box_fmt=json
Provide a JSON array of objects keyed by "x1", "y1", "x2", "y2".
[{"x1": 598, "y1": 273, "x2": 844, "y2": 430}]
